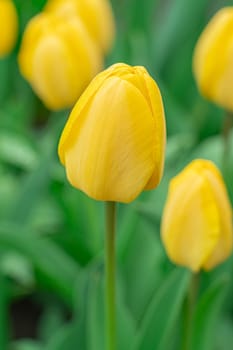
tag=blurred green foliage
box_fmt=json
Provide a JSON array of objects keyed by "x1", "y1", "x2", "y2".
[{"x1": 0, "y1": 0, "x2": 233, "y2": 349}]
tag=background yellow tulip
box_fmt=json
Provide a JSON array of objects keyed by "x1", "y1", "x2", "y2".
[
  {"x1": 18, "y1": 12, "x2": 103, "y2": 110},
  {"x1": 58, "y1": 63, "x2": 166, "y2": 203},
  {"x1": 45, "y1": 0, "x2": 115, "y2": 54},
  {"x1": 0, "y1": 0, "x2": 18, "y2": 57},
  {"x1": 161, "y1": 159, "x2": 233, "y2": 272},
  {"x1": 193, "y1": 7, "x2": 233, "y2": 111}
]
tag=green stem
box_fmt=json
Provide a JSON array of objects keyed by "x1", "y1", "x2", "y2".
[
  {"x1": 105, "y1": 202, "x2": 117, "y2": 350},
  {"x1": 222, "y1": 111, "x2": 233, "y2": 163},
  {"x1": 181, "y1": 272, "x2": 200, "y2": 350}
]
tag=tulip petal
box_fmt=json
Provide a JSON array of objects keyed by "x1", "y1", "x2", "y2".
[
  {"x1": 32, "y1": 20, "x2": 101, "y2": 109},
  {"x1": 46, "y1": 0, "x2": 115, "y2": 53},
  {"x1": 193, "y1": 7, "x2": 233, "y2": 111},
  {"x1": 202, "y1": 164, "x2": 233, "y2": 270},
  {"x1": 0, "y1": 0, "x2": 18, "y2": 57},
  {"x1": 18, "y1": 13, "x2": 102, "y2": 110},
  {"x1": 63, "y1": 76, "x2": 156, "y2": 203},
  {"x1": 77, "y1": 0, "x2": 115, "y2": 53},
  {"x1": 58, "y1": 65, "x2": 116, "y2": 163},
  {"x1": 31, "y1": 34, "x2": 76, "y2": 109},
  {"x1": 162, "y1": 163, "x2": 220, "y2": 271},
  {"x1": 142, "y1": 73, "x2": 166, "y2": 189},
  {"x1": 100, "y1": 66, "x2": 166, "y2": 189}
]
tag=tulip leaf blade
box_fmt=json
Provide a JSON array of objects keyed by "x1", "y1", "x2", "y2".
[
  {"x1": 85, "y1": 265, "x2": 136, "y2": 350},
  {"x1": 152, "y1": 0, "x2": 209, "y2": 71},
  {"x1": 85, "y1": 268, "x2": 105, "y2": 350},
  {"x1": 0, "y1": 223, "x2": 80, "y2": 305},
  {"x1": 45, "y1": 322, "x2": 84, "y2": 350},
  {"x1": 120, "y1": 216, "x2": 164, "y2": 323},
  {"x1": 134, "y1": 267, "x2": 191, "y2": 350},
  {"x1": 0, "y1": 129, "x2": 39, "y2": 171},
  {"x1": 191, "y1": 274, "x2": 230, "y2": 350},
  {"x1": 10, "y1": 340, "x2": 42, "y2": 350}
]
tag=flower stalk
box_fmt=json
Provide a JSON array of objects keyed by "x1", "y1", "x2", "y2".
[
  {"x1": 182, "y1": 272, "x2": 200, "y2": 350},
  {"x1": 105, "y1": 201, "x2": 116, "y2": 350}
]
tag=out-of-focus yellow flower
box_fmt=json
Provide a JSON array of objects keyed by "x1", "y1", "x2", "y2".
[
  {"x1": 193, "y1": 7, "x2": 233, "y2": 111},
  {"x1": 0, "y1": 0, "x2": 18, "y2": 57},
  {"x1": 18, "y1": 12, "x2": 102, "y2": 110},
  {"x1": 45, "y1": 0, "x2": 115, "y2": 54},
  {"x1": 161, "y1": 159, "x2": 233, "y2": 272},
  {"x1": 58, "y1": 63, "x2": 166, "y2": 203}
]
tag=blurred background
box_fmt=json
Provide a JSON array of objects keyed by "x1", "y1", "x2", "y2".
[{"x1": 1, "y1": 0, "x2": 233, "y2": 349}]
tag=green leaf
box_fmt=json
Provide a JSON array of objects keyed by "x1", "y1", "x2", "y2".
[
  {"x1": 0, "y1": 223, "x2": 80, "y2": 305},
  {"x1": 36, "y1": 301, "x2": 67, "y2": 343},
  {"x1": 0, "y1": 130, "x2": 39, "y2": 170},
  {"x1": 120, "y1": 217, "x2": 164, "y2": 323},
  {"x1": 45, "y1": 272, "x2": 88, "y2": 350},
  {"x1": 134, "y1": 268, "x2": 191, "y2": 350},
  {"x1": 8, "y1": 152, "x2": 53, "y2": 225},
  {"x1": 0, "y1": 59, "x2": 13, "y2": 103},
  {"x1": 117, "y1": 205, "x2": 140, "y2": 261},
  {"x1": 190, "y1": 136, "x2": 223, "y2": 169},
  {"x1": 0, "y1": 173, "x2": 18, "y2": 219},
  {"x1": 215, "y1": 317, "x2": 233, "y2": 350},
  {"x1": 85, "y1": 268, "x2": 105, "y2": 350},
  {"x1": 191, "y1": 275, "x2": 230, "y2": 350},
  {"x1": 11, "y1": 340, "x2": 42, "y2": 350},
  {"x1": 82, "y1": 265, "x2": 136, "y2": 350},
  {"x1": 1, "y1": 252, "x2": 34, "y2": 287},
  {"x1": 152, "y1": 0, "x2": 209, "y2": 71},
  {"x1": 45, "y1": 323, "x2": 82, "y2": 350},
  {"x1": 7, "y1": 113, "x2": 67, "y2": 226}
]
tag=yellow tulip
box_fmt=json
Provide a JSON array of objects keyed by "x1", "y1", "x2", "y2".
[
  {"x1": 58, "y1": 63, "x2": 166, "y2": 203},
  {"x1": 161, "y1": 159, "x2": 233, "y2": 272},
  {"x1": 45, "y1": 0, "x2": 115, "y2": 54},
  {"x1": 0, "y1": 0, "x2": 18, "y2": 57},
  {"x1": 18, "y1": 12, "x2": 102, "y2": 110},
  {"x1": 193, "y1": 7, "x2": 233, "y2": 111}
]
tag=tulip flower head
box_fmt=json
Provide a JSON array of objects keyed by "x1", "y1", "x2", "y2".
[
  {"x1": 0, "y1": 0, "x2": 18, "y2": 57},
  {"x1": 193, "y1": 7, "x2": 233, "y2": 111},
  {"x1": 18, "y1": 12, "x2": 102, "y2": 110},
  {"x1": 161, "y1": 159, "x2": 233, "y2": 272},
  {"x1": 45, "y1": 0, "x2": 115, "y2": 53},
  {"x1": 58, "y1": 63, "x2": 166, "y2": 203}
]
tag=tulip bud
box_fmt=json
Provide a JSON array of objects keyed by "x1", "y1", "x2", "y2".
[
  {"x1": 58, "y1": 63, "x2": 166, "y2": 203},
  {"x1": 0, "y1": 0, "x2": 18, "y2": 57},
  {"x1": 45, "y1": 0, "x2": 115, "y2": 54},
  {"x1": 18, "y1": 12, "x2": 102, "y2": 110},
  {"x1": 161, "y1": 159, "x2": 233, "y2": 272},
  {"x1": 193, "y1": 7, "x2": 233, "y2": 111}
]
